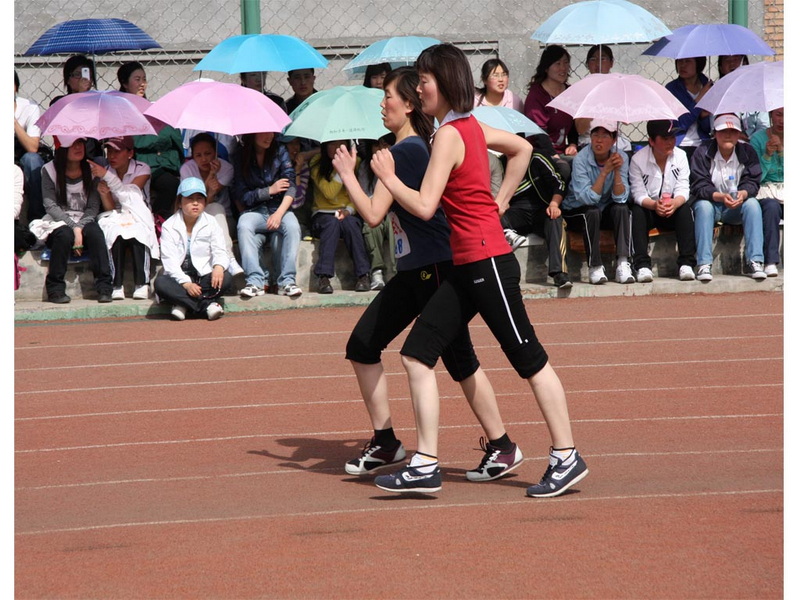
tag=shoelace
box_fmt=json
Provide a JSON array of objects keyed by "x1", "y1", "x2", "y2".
[{"x1": 475, "y1": 436, "x2": 500, "y2": 469}]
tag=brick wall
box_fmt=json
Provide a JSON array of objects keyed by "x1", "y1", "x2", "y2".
[{"x1": 764, "y1": 0, "x2": 784, "y2": 60}]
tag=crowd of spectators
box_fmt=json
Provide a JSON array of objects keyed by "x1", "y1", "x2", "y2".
[{"x1": 13, "y1": 44, "x2": 784, "y2": 317}]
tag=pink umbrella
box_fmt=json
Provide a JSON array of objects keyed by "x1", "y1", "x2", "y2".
[
  {"x1": 546, "y1": 73, "x2": 688, "y2": 123},
  {"x1": 36, "y1": 90, "x2": 158, "y2": 138},
  {"x1": 144, "y1": 80, "x2": 291, "y2": 136}
]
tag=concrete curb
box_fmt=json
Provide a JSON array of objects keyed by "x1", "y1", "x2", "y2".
[{"x1": 13, "y1": 274, "x2": 783, "y2": 323}]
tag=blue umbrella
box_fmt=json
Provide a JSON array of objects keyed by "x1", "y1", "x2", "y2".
[
  {"x1": 24, "y1": 18, "x2": 161, "y2": 56},
  {"x1": 343, "y1": 36, "x2": 440, "y2": 74},
  {"x1": 472, "y1": 106, "x2": 546, "y2": 136},
  {"x1": 642, "y1": 24, "x2": 775, "y2": 59},
  {"x1": 531, "y1": 0, "x2": 671, "y2": 45},
  {"x1": 194, "y1": 34, "x2": 328, "y2": 74}
]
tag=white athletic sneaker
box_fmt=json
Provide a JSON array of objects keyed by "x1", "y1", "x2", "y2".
[
  {"x1": 589, "y1": 265, "x2": 607, "y2": 285},
  {"x1": 370, "y1": 269, "x2": 385, "y2": 290},
  {"x1": 239, "y1": 284, "x2": 265, "y2": 298},
  {"x1": 132, "y1": 284, "x2": 150, "y2": 300},
  {"x1": 764, "y1": 263, "x2": 778, "y2": 277},
  {"x1": 679, "y1": 265, "x2": 696, "y2": 281},
  {"x1": 111, "y1": 286, "x2": 125, "y2": 301},
  {"x1": 749, "y1": 261, "x2": 767, "y2": 280},
  {"x1": 504, "y1": 228, "x2": 527, "y2": 250},
  {"x1": 206, "y1": 302, "x2": 224, "y2": 321},
  {"x1": 696, "y1": 264, "x2": 713, "y2": 282},
  {"x1": 636, "y1": 267, "x2": 654, "y2": 283},
  {"x1": 616, "y1": 261, "x2": 634, "y2": 284},
  {"x1": 278, "y1": 283, "x2": 303, "y2": 297},
  {"x1": 171, "y1": 305, "x2": 187, "y2": 321}
]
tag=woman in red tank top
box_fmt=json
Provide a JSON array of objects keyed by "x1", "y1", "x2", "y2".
[{"x1": 371, "y1": 43, "x2": 588, "y2": 497}]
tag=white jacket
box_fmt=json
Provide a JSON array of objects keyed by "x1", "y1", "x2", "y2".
[
  {"x1": 159, "y1": 210, "x2": 230, "y2": 285},
  {"x1": 629, "y1": 145, "x2": 690, "y2": 206}
]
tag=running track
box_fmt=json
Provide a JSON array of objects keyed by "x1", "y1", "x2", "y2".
[{"x1": 15, "y1": 292, "x2": 784, "y2": 598}]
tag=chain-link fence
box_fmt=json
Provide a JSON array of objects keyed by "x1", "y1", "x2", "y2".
[{"x1": 14, "y1": 0, "x2": 783, "y2": 143}]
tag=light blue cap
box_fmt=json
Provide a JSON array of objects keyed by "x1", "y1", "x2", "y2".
[{"x1": 177, "y1": 177, "x2": 207, "y2": 197}]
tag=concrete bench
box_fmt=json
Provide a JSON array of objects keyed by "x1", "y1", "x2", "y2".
[{"x1": 15, "y1": 223, "x2": 781, "y2": 301}]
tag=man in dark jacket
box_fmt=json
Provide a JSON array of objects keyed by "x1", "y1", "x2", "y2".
[
  {"x1": 497, "y1": 134, "x2": 572, "y2": 289},
  {"x1": 689, "y1": 113, "x2": 765, "y2": 281}
]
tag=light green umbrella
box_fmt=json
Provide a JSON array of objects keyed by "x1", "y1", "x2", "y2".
[{"x1": 283, "y1": 85, "x2": 389, "y2": 142}]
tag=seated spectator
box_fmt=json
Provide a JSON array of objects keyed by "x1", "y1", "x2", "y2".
[
  {"x1": 524, "y1": 45, "x2": 578, "y2": 158},
  {"x1": 716, "y1": 55, "x2": 769, "y2": 141},
  {"x1": 285, "y1": 68, "x2": 318, "y2": 114},
  {"x1": 629, "y1": 120, "x2": 696, "y2": 282},
  {"x1": 690, "y1": 113, "x2": 765, "y2": 281},
  {"x1": 358, "y1": 136, "x2": 395, "y2": 290},
  {"x1": 28, "y1": 137, "x2": 113, "y2": 303},
  {"x1": 749, "y1": 107, "x2": 783, "y2": 277},
  {"x1": 14, "y1": 164, "x2": 36, "y2": 254},
  {"x1": 666, "y1": 57, "x2": 713, "y2": 160},
  {"x1": 474, "y1": 58, "x2": 524, "y2": 111},
  {"x1": 118, "y1": 61, "x2": 184, "y2": 221},
  {"x1": 499, "y1": 141, "x2": 572, "y2": 289},
  {"x1": 231, "y1": 132, "x2": 302, "y2": 298},
  {"x1": 180, "y1": 132, "x2": 242, "y2": 275},
  {"x1": 562, "y1": 119, "x2": 632, "y2": 285},
  {"x1": 240, "y1": 71, "x2": 289, "y2": 113},
  {"x1": 90, "y1": 136, "x2": 159, "y2": 300},
  {"x1": 309, "y1": 140, "x2": 371, "y2": 293},
  {"x1": 284, "y1": 136, "x2": 312, "y2": 240},
  {"x1": 363, "y1": 63, "x2": 391, "y2": 90},
  {"x1": 50, "y1": 55, "x2": 102, "y2": 159},
  {"x1": 154, "y1": 177, "x2": 232, "y2": 321},
  {"x1": 14, "y1": 70, "x2": 47, "y2": 222}
]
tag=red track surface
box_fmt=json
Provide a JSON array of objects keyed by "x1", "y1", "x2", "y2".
[{"x1": 15, "y1": 292, "x2": 783, "y2": 599}]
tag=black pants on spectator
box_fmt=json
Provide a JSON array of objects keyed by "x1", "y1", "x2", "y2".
[
  {"x1": 759, "y1": 198, "x2": 783, "y2": 266},
  {"x1": 154, "y1": 271, "x2": 232, "y2": 317},
  {"x1": 563, "y1": 203, "x2": 631, "y2": 267},
  {"x1": 15, "y1": 219, "x2": 36, "y2": 253},
  {"x1": 501, "y1": 198, "x2": 568, "y2": 276},
  {"x1": 630, "y1": 203, "x2": 696, "y2": 270},
  {"x1": 311, "y1": 212, "x2": 370, "y2": 279},
  {"x1": 111, "y1": 237, "x2": 150, "y2": 287},
  {"x1": 45, "y1": 221, "x2": 112, "y2": 299}
]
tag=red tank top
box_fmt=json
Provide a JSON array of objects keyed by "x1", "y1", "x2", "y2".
[{"x1": 438, "y1": 115, "x2": 510, "y2": 264}]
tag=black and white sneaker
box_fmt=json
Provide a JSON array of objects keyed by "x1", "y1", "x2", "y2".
[
  {"x1": 375, "y1": 465, "x2": 442, "y2": 493},
  {"x1": 526, "y1": 449, "x2": 588, "y2": 498},
  {"x1": 344, "y1": 439, "x2": 406, "y2": 476},
  {"x1": 466, "y1": 437, "x2": 524, "y2": 482}
]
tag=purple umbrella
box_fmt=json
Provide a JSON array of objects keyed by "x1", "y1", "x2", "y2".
[
  {"x1": 144, "y1": 80, "x2": 291, "y2": 136},
  {"x1": 36, "y1": 90, "x2": 158, "y2": 138},
  {"x1": 643, "y1": 24, "x2": 775, "y2": 59}
]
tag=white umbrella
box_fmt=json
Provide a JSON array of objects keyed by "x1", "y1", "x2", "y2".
[{"x1": 696, "y1": 60, "x2": 783, "y2": 114}]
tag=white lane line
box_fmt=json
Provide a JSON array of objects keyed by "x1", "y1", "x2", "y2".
[
  {"x1": 13, "y1": 356, "x2": 784, "y2": 396},
  {"x1": 15, "y1": 413, "x2": 782, "y2": 454},
  {"x1": 15, "y1": 383, "x2": 783, "y2": 422},
  {"x1": 14, "y1": 312, "x2": 783, "y2": 351},
  {"x1": 14, "y1": 335, "x2": 783, "y2": 373},
  {"x1": 15, "y1": 448, "x2": 778, "y2": 492},
  {"x1": 15, "y1": 488, "x2": 782, "y2": 536}
]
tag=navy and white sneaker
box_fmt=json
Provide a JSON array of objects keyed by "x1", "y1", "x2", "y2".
[
  {"x1": 374, "y1": 465, "x2": 442, "y2": 493},
  {"x1": 526, "y1": 449, "x2": 588, "y2": 498},
  {"x1": 466, "y1": 437, "x2": 524, "y2": 482},
  {"x1": 345, "y1": 438, "x2": 406, "y2": 476}
]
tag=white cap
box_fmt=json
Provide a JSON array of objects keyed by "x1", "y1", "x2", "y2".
[
  {"x1": 713, "y1": 113, "x2": 742, "y2": 132},
  {"x1": 589, "y1": 119, "x2": 617, "y2": 134}
]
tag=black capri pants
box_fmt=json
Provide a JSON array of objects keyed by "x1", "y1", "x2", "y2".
[
  {"x1": 345, "y1": 260, "x2": 480, "y2": 382},
  {"x1": 401, "y1": 252, "x2": 549, "y2": 379}
]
